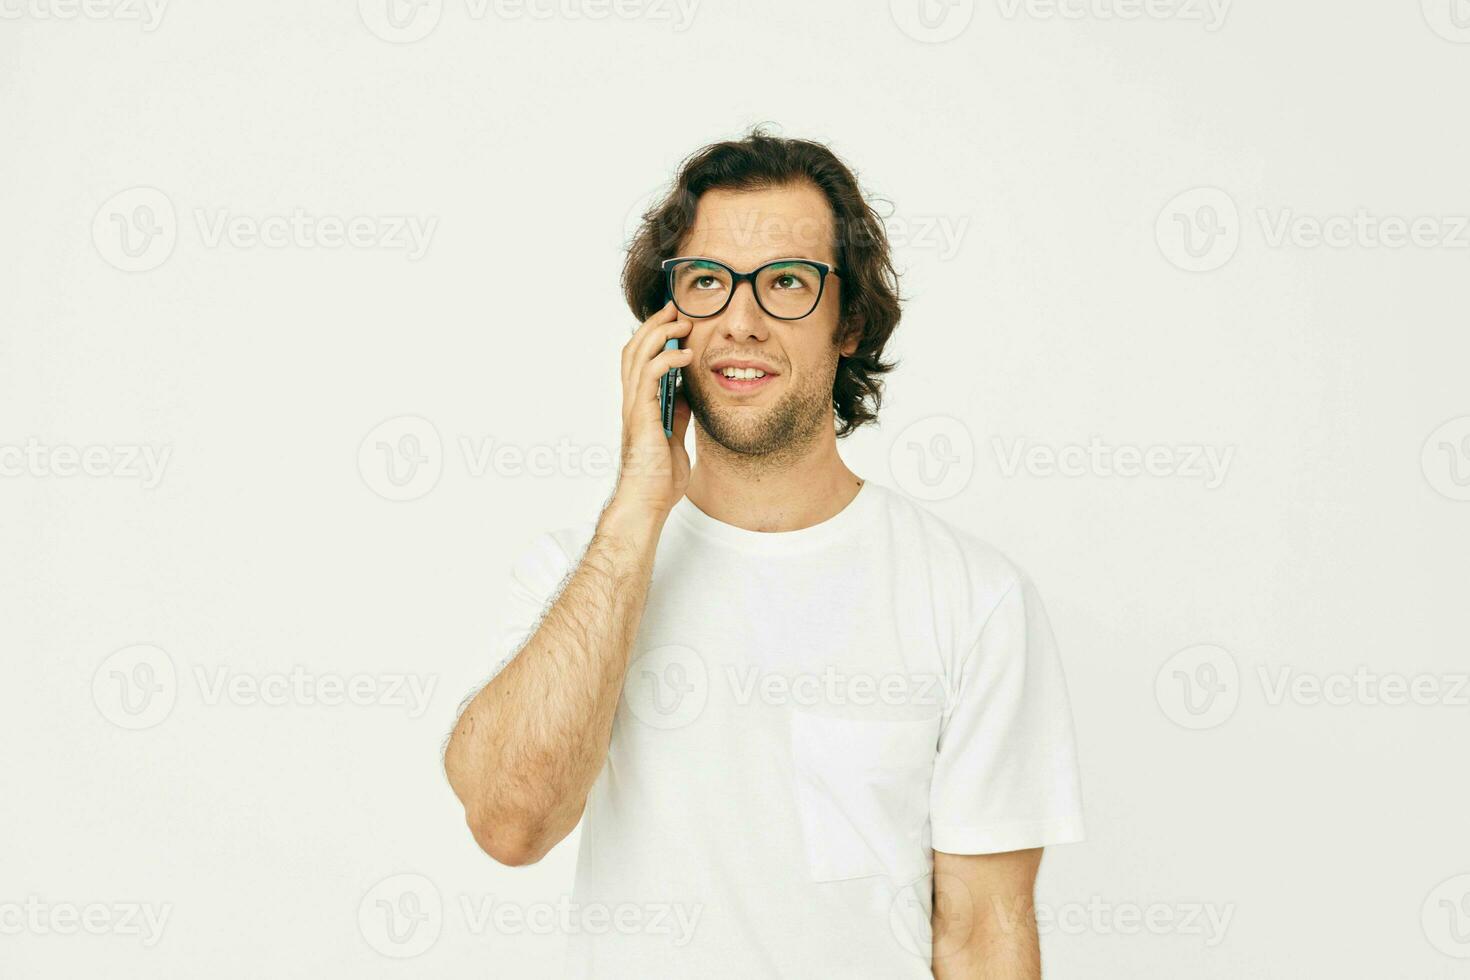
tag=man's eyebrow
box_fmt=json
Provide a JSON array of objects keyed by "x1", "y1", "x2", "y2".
[
  {"x1": 676, "y1": 255, "x2": 834, "y2": 269},
  {"x1": 761, "y1": 256, "x2": 837, "y2": 270}
]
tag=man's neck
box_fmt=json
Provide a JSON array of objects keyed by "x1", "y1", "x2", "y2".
[{"x1": 682, "y1": 434, "x2": 865, "y2": 534}]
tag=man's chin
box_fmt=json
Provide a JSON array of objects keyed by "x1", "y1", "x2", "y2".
[
  {"x1": 692, "y1": 409, "x2": 774, "y2": 455},
  {"x1": 686, "y1": 378, "x2": 824, "y2": 456}
]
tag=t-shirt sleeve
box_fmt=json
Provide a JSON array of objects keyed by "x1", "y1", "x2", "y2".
[
  {"x1": 928, "y1": 572, "x2": 1086, "y2": 854},
  {"x1": 487, "y1": 529, "x2": 581, "y2": 681}
]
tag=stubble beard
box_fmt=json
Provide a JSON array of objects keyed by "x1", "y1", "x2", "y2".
[{"x1": 683, "y1": 353, "x2": 837, "y2": 464}]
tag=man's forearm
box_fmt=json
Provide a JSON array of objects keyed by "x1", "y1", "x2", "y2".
[
  {"x1": 932, "y1": 850, "x2": 1044, "y2": 979},
  {"x1": 933, "y1": 901, "x2": 1041, "y2": 980},
  {"x1": 444, "y1": 501, "x2": 663, "y2": 864},
  {"x1": 932, "y1": 920, "x2": 1040, "y2": 980}
]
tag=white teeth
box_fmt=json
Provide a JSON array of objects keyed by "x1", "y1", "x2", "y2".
[{"x1": 721, "y1": 367, "x2": 766, "y2": 380}]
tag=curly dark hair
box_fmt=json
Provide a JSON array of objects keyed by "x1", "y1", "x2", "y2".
[{"x1": 621, "y1": 125, "x2": 902, "y2": 437}]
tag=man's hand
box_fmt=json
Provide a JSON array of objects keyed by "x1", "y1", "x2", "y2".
[
  {"x1": 931, "y1": 848, "x2": 1044, "y2": 979},
  {"x1": 613, "y1": 299, "x2": 694, "y2": 523}
]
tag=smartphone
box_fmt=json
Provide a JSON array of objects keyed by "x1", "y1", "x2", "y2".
[{"x1": 657, "y1": 294, "x2": 681, "y2": 437}]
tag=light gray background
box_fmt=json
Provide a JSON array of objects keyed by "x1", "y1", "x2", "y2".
[{"x1": 3, "y1": 1, "x2": 1468, "y2": 976}]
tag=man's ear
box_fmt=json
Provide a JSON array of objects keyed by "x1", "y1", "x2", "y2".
[{"x1": 836, "y1": 315, "x2": 864, "y2": 358}]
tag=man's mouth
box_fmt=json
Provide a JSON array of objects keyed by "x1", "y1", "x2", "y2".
[{"x1": 711, "y1": 365, "x2": 777, "y2": 394}]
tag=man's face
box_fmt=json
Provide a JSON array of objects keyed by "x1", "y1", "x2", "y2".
[{"x1": 674, "y1": 182, "x2": 858, "y2": 458}]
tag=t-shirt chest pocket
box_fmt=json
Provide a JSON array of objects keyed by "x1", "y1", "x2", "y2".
[{"x1": 788, "y1": 710, "x2": 942, "y2": 884}]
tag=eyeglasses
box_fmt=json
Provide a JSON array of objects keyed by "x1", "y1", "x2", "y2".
[{"x1": 661, "y1": 256, "x2": 839, "y2": 321}]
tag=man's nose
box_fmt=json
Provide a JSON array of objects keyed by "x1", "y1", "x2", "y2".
[{"x1": 720, "y1": 280, "x2": 768, "y2": 340}]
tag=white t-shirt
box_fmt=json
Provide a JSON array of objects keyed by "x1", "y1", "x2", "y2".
[{"x1": 492, "y1": 479, "x2": 1085, "y2": 979}]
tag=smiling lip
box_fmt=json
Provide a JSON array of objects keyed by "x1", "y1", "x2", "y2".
[
  {"x1": 710, "y1": 358, "x2": 779, "y2": 374},
  {"x1": 712, "y1": 369, "x2": 776, "y2": 394},
  {"x1": 709, "y1": 358, "x2": 779, "y2": 395}
]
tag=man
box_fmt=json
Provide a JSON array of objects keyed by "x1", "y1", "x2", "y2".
[{"x1": 444, "y1": 129, "x2": 1085, "y2": 978}]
